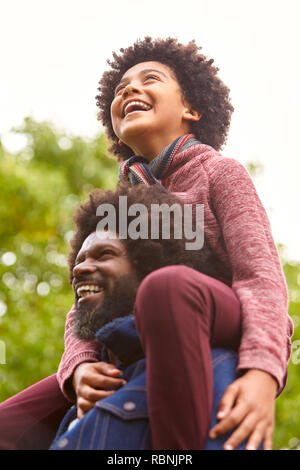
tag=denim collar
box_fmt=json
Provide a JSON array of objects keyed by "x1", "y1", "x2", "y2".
[{"x1": 95, "y1": 315, "x2": 144, "y2": 368}]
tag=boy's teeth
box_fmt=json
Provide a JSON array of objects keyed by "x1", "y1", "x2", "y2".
[{"x1": 124, "y1": 101, "x2": 151, "y2": 116}]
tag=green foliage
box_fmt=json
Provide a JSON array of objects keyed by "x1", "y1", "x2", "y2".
[
  {"x1": 0, "y1": 121, "x2": 299, "y2": 448},
  {"x1": 0, "y1": 117, "x2": 118, "y2": 397},
  {"x1": 274, "y1": 254, "x2": 300, "y2": 450}
]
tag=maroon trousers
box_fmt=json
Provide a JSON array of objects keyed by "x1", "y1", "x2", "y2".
[
  {"x1": 0, "y1": 266, "x2": 241, "y2": 450},
  {"x1": 134, "y1": 266, "x2": 241, "y2": 449},
  {"x1": 0, "y1": 374, "x2": 70, "y2": 450}
]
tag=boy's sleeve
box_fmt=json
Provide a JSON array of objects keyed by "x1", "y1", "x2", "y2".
[
  {"x1": 57, "y1": 304, "x2": 102, "y2": 401},
  {"x1": 209, "y1": 157, "x2": 293, "y2": 394}
]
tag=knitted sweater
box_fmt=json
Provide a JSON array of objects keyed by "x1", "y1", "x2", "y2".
[{"x1": 57, "y1": 142, "x2": 293, "y2": 400}]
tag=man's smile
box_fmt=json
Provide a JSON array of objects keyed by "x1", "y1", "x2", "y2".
[{"x1": 75, "y1": 280, "x2": 106, "y2": 304}]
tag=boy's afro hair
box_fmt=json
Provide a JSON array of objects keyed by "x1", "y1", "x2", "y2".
[{"x1": 96, "y1": 36, "x2": 234, "y2": 161}]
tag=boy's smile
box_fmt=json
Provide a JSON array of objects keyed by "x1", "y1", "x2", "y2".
[
  {"x1": 122, "y1": 99, "x2": 152, "y2": 117},
  {"x1": 110, "y1": 61, "x2": 200, "y2": 160}
]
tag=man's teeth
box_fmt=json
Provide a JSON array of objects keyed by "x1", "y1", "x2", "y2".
[
  {"x1": 77, "y1": 285, "x2": 103, "y2": 298},
  {"x1": 124, "y1": 101, "x2": 151, "y2": 116}
]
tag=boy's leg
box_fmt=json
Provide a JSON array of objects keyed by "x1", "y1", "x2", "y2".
[
  {"x1": 134, "y1": 265, "x2": 241, "y2": 450},
  {"x1": 0, "y1": 374, "x2": 71, "y2": 450}
]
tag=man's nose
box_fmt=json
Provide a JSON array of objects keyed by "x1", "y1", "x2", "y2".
[
  {"x1": 122, "y1": 84, "x2": 141, "y2": 98},
  {"x1": 73, "y1": 260, "x2": 98, "y2": 278}
]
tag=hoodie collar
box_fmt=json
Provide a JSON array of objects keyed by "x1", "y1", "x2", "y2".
[{"x1": 95, "y1": 315, "x2": 144, "y2": 368}]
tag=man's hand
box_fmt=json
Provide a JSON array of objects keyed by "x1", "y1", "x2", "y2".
[
  {"x1": 209, "y1": 369, "x2": 278, "y2": 450},
  {"x1": 72, "y1": 362, "x2": 127, "y2": 419}
]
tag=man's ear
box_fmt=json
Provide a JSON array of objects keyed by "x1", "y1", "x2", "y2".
[{"x1": 182, "y1": 106, "x2": 202, "y2": 122}]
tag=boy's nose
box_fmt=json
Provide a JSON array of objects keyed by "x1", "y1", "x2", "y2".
[{"x1": 122, "y1": 84, "x2": 141, "y2": 98}]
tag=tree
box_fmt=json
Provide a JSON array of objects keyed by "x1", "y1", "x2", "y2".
[
  {"x1": 273, "y1": 254, "x2": 300, "y2": 449},
  {"x1": 0, "y1": 117, "x2": 118, "y2": 397}
]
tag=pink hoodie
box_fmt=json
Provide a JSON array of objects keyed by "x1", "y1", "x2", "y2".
[{"x1": 57, "y1": 142, "x2": 293, "y2": 400}]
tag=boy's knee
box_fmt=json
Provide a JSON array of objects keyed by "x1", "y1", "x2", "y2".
[
  {"x1": 135, "y1": 265, "x2": 194, "y2": 304},
  {"x1": 134, "y1": 265, "x2": 201, "y2": 324},
  {"x1": 134, "y1": 265, "x2": 218, "y2": 328},
  {"x1": 134, "y1": 265, "x2": 215, "y2": 341}
]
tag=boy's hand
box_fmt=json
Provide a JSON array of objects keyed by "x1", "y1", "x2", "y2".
[
  {"x1": 209, "y1": 369, "x2": 277, "y2": 450},
  {"x1": 72, "y1": 362, "x2": 127, "y2": 419}
]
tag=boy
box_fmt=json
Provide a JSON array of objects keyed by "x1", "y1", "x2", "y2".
[{"x1": 64, "y1": 37, "x2": 292, "y2": 450}]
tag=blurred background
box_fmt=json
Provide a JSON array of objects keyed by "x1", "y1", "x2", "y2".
[{"x1": 0, "y1": 0, "x2": 299, "y2": 450}]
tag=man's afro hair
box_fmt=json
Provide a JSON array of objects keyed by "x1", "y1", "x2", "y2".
[{"x1": 68, "y1": 183, "x2": 230, "y2": 286}]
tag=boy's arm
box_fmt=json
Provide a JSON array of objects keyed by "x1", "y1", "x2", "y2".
[
  {"x1": 57, "y1": 304, "x2": 101, "y2": 401},
  {"x1": 209, "y1": 156, "x2": 293, "y2": 393},
  {"x1": 209, "y1": 368, "x2": 277, "y2": 449},
  {"x1": 207, "y1": 157, "x2": 293, "y2": 449},
  {"x1": 206, "y1": 158, "x2": 292, "y2": 449}
]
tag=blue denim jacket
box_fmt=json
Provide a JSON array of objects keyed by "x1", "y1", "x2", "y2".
[{"x1": 50, "y1": 316, "x2": 246, "y2": 450}]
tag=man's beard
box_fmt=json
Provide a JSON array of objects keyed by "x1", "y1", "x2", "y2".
[{"x1": 73, "y1": 274, "x2": 139, "y2": 340}]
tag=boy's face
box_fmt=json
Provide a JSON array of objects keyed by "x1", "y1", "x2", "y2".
[{"x1": 110, "y1": 61, "x2": 200, "y2": 158}]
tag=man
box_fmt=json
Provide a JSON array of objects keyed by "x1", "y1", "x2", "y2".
[{"x1": 51, "y1": 183, "x2": 243, "y2": 450}]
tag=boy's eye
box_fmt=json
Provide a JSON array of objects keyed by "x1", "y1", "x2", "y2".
[
  {"x1": 114, "y1": 75, "x2": 160, "y2": 96},
  {"x1": 115, "y1": 85, "x2": 126, "y2": 96},
  {"x1": 144, "y1": 75, "x2": 159, "y2": 82}
]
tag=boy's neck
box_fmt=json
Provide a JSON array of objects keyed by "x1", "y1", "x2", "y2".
[{"x1": 129, "y1": 130, "x2": 189, "y2": 161}]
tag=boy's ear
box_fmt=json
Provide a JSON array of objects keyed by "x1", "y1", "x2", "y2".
[{"x1": 182, "y1": 106, "x2": 202, "y2": 122}]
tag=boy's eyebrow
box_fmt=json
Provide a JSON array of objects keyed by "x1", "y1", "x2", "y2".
[{"x1": 115, "y1": 68, "x2": 168, "y2": 89}]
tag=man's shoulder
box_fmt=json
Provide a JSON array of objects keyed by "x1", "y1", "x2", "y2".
[{"x1": 50, "y1": 358, "x2": 149, "y2": 450}]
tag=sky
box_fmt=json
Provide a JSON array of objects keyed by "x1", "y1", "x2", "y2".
[{"x1": 1, "y1": 0, "x2": 300, "y2": 260}]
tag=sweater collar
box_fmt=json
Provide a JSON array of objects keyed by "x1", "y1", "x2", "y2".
[
  {"x1": 147, "y1": 133, "x2": 199, "y2": 179},
  {"x1": 118, "y1": 134, "x2": 201, "y2": 188}
]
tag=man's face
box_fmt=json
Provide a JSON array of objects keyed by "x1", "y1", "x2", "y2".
[
  {"x1": 110, "y1": 61, "x2": 198, "y2": 157},
  {"x1": 72, "y1": 230, "x2": 138, "y2": 339}
]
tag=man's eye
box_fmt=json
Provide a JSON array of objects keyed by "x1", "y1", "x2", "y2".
[{"x1": 100, "y1": 250, "x2": 115, "y2": 257}]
